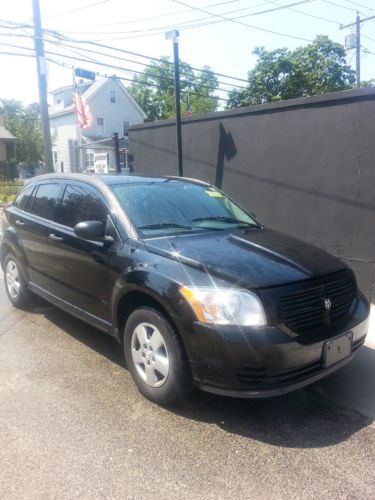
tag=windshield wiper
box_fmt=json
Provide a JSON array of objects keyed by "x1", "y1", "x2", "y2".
[
  {"x1": 192, "y1": 216, "x2": 259, "y2": 227},
  {"x1": 138, "y1": 223, "x2": 192, "y2": 230}
]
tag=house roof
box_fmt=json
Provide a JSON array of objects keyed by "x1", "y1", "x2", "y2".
[
  {"x1": 50, "y1": 82, "x2": 90, "y2": 94},
  {"x1": 49, "y1": 77, "x2": 146, "y2": 119},
  {"x1": 0, "y1": 124, "x2": 16, "y2": 140}
]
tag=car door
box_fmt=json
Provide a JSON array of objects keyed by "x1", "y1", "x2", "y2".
[
  {"x1": 49, "y1": 181, "x2": 121, "y2": 326},
  {"x1": 8, "y1": 180, "x2": 65, "y2": 294}
]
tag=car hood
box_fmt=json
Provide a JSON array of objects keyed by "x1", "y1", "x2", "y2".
[{"x1": 144, "y1": 228, "x2": 346, "y2": 289}]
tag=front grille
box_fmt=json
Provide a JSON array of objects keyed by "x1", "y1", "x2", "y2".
[{"x1": 280, "y1": 276, "x2": 356, "y2": 335}]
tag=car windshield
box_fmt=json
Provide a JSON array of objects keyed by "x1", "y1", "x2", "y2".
[{"x1": 110, "y1": 179, "x2": 260, "y2": 237}]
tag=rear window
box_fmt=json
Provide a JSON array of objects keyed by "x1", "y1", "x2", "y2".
[
  {"x1": 14, "y1": 185, "x2": 34, "y2": 212},
  {"x1": 31, "y1": 183, "x2": 61, "y2": 221}
]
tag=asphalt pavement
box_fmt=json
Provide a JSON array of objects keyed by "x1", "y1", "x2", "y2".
[{"x1": 0, "y1": 272, "x2": 374, "y2": 500}]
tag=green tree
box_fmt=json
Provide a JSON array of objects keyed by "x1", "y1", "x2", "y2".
[
  {"x1": 0, "y1": 99, "x2": 44, "y2": 164},
  {"x1": 128, "y1": 57, "x2": 218, "y2": 121},
  {"x1": 227, "y1": 36, "x2": 356, "y2": 108},
  {"x1": 360, "y1": 79, "x2": 375, "y2": 87}
]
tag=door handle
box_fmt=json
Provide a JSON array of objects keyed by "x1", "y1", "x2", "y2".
[
  {"x1": 48, "y1": 233, "x2": 64, "y2": 242},
  {"x1": 15, "y1": 220, "x2": 26, "y2": 226}
]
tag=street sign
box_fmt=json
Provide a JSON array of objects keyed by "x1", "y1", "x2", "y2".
[
  {"x1": 74, "y1": 68, "x2": 96, "y2": 81},
  {"x1": 94, "y1": 153, "x2": 109, "y2": 174}
]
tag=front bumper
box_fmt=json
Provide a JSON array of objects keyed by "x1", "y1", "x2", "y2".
[{"x1": 186, "y1": 295, "x2": 369, "y2": 398}]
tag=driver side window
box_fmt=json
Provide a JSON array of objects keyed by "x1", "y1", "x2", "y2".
[{"x1": 59, "y1": 183, "x2": 108, "y2": 228}]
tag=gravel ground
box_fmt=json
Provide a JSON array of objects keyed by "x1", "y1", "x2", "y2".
[{"x1": 0, "y1": 272, "x2": 374, "y2": 500}]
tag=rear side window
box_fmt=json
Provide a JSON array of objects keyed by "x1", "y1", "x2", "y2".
[
  {"x1": 59, "y1": 184, "x2": 108, "y2": 228},
  {"x1": 31, "y1": 183, "x2": 61, "y2": 221},
  {"x1": 14, "y1": 185, "x2": 34, "y2": 212}
]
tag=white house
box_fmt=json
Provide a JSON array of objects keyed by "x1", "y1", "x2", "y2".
[
  {"x1": 49, "y1": 77, "x2": 146, "y2": 173},
  {"x1": 0, "y1": 117, "x2": 16, "y2": 163}
]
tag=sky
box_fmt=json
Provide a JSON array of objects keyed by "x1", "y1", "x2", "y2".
[{"x1": 0, "y1": 0, "x2": 374, "y2": 105}]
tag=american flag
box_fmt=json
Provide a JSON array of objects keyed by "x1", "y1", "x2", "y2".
[{"x1": 73, "y1": 78, "x2": 93, "y2": 129}]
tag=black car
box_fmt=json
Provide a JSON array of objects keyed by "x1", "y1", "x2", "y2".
[{"x1": 1, "y1": 174, "x2": 369, "y2": 405}]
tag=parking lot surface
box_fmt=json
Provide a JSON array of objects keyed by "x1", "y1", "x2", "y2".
[{"x1": 0, "y1": 273, "x2": 374, "y2": 499}]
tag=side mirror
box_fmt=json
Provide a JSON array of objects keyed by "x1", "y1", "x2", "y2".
[{"x1": 74, "y1": 220, "x2": 113, "y2": 244}]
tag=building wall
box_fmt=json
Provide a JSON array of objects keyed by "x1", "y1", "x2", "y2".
[
  {"x1": 0, "y1": 143, "x2": 6, "y2": 162},
  {"x1": 83, "y1": 80, "x2": 145, "y2": 139},
  {"x1": 49, "y1": 114, "x2": 77, "y2": 173},
  {"x1": 128, "y1": 88, "x2": 375, "y2": 302}
]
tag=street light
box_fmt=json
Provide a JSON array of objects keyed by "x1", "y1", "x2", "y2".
[{"x1": 165, "y1": 29, "x2": 183, "y2": 177}]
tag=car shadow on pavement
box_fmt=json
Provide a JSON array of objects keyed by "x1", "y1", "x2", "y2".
[
  {"x1": 32, "y1": 302, "x2": 125, "y2": 368},
  {"x1": 171, "y1": 345, "x2": 375, "y2": 449},
  {"x1": 36, "y1": 303, "x2": 375, "y2": 450}
]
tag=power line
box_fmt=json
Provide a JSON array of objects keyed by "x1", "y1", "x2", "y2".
[
  {"x1": 46, "y1": 0, "x2": 317, "y2": 42},
  {"x1": 171, "y1": 0, "x2": 314, "y2": 42},
  {"x1": 0, "y1": 22, "x2": 249, "y2": 84},
  {"x1": 45, "y1": 38, "x2": 248, "y2": 89},
  {"x1": 321, "y1": 0, "x2": 359, "y2": 13},
  {"x1": 56, "y1": 0, "x2": 277, "y2": 36},
  {"x1": 55, "y1": 0, "x2": 260, "y2": 31},
  {"x1": 344, "y1": 0, "x2": 374, "y2": 11},
  {"x1": 269, "y1": 0, "x2": 340, "y2": 25},
  {"x1": 44, "y1": 0, "x2": 110, "y2": 20},
  {"x1": 0, "y1": 50, "x2": 34, "y2": 58},
  {"x1": 0, "y1": 18, "x2": 33, "y2": 29},
  {"x1": 0, "y1": 41, "x2": 34, "y2": 52},
  {"x1": 47, "y1": 48, "x2": 233, "y2": 95},
  {"x1": 43, "y1": 29, "x2": 250, "y2": 83},
  {"x1": 0, "y1": 37, "x2": 232, "y2": 99},
  {"x1": 46, "y1": 44, "x2": 231, "y2": 93},
  {"x1": 47, "y1": 56, "x2": 230, "y2": 102},
  {"x1": 0, "y1": 34, "x2": 242, "y2": 94}
]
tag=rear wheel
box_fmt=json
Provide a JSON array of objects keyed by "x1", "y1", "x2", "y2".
[
  {"x1": 124, "y1": 307, "x2": 193, "y2": 406},
  {"x1": 4, "y1": 254, "x2": 32, "y2": 309}
]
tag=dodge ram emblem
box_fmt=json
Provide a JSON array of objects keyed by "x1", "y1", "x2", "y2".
[{"x1": 324, "y1": 297, "x2": 332, "y2": 311}]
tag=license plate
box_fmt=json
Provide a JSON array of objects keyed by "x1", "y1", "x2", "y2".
[{"x1": 323, "y1": 332, "x2": 353, "y2": 368}]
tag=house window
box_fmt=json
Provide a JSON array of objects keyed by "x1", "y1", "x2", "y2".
[
  {"x1": 53, "y1": 151, "x2": 58, "y2": 166},
  {"x1": 85, "y1": 152, "x2": 94, "y2": 168},
  {"x1": 5, "y1": 142, "x2": 15, "y2": 161},
  {"x1": 96, "y1": 117, "x2": 104, "y2": 134},
  {"x1": 109, "y1": 90, "x2": 116, "y2": 104},
  {"x1": 54, "y1": 93, "x2": 63, "y2": 107},
  {"x1": 123, "y1": 120, "x2": 130, "y2": 136}
]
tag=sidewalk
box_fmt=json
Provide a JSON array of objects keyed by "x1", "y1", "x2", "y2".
[{"x1": 311, "y1": 304, "x2": 375, "y2": 419}]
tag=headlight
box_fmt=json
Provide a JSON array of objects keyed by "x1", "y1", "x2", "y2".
[{"x1": 180, "y1": 286, "x2": 266, "y2": 326}]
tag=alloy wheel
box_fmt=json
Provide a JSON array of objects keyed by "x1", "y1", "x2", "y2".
[
  {"x1": 5, "y1": 259, "x2": 21, "y2": 299},
  {"x1": 131, "y1": 322, "x2": 170, "y2": 387}
]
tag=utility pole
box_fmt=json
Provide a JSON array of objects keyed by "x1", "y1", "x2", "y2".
[
  {"x1": 113, "y1": 132, "x2": 121, "y2": 174},
  {"x1": 166, "y1": 30, "x2": 183, "y2": 177},
  {"x1": 340, "y1": 13, "x2": 375, "y2": 90},
  {"x1": 356, "y1": 13, "x2": 360, "y2": 89},
  {"x1": 32, "y1": 0, "x2": 54, "y2": 173}
]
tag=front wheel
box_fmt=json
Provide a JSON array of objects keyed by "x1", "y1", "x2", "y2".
[{"x1": 124, "y1": 307, "x2": 193, "y2": 406}]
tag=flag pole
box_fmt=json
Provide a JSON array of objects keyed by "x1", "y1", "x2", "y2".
[{"x1": 72, "y1": 72, "x2": 81, "y2": 173}]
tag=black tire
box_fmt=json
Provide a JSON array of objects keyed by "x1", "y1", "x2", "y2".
[
  {"x1": 124, "y1": 306, "x2": 193, "y2": 406},
  {"x1": 3, "y1": 253, "x2": 32, "y2": 309}
]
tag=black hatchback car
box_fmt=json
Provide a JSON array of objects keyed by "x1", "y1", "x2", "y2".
[{"x1": 1, "y1": 174, "x2": 369, "y2": 405}]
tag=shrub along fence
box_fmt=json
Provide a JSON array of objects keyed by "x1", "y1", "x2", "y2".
[{"x1": 0, "y1": 181, "x2": 23, "y2": 205}]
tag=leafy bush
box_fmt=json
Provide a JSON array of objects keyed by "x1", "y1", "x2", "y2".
[{"x1": 0, "y1": 181, "x2": 22, "y2": 205}]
